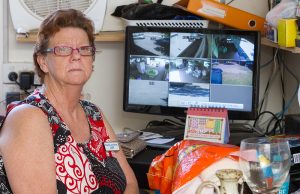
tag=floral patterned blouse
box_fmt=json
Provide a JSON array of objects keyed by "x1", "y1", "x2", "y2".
[{"x1": 0, "y1": 90, "x2": 126, "y2": 194}]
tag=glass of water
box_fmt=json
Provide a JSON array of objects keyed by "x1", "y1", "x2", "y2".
[{"x1": 239, "y1": 137, "x2": 291, "y2": 194}]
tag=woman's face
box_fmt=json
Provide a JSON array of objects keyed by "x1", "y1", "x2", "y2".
[{"x1": 38, "y1": 27, "x2": 94, "y2": 87}]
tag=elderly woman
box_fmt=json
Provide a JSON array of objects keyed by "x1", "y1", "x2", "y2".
[{"x1": 0, "y1": 9, "x2": 138, "y2": 194}]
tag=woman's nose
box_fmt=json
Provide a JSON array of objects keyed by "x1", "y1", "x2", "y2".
[{"x1": 71, "y1": 48, "x2": 81, "y2": 60}]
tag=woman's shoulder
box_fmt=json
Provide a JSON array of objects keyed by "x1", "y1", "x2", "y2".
[
  {"x1": 0, "y1": 104, "x2": 50, "y2": 154},
  {"x1": 7, "y1": 103, "x2": 43, "y2": 115},
  {"x1": 1, "y1": 103, "x2": 48, "y2": 135}
]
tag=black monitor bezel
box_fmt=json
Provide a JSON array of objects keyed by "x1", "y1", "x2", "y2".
[{"x1": 123, "y1": 26, "x2": 260, "y2": 120}]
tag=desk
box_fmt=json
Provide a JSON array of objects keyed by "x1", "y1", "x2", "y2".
[
  {"x1": 129, "y1": 147, "x2": 299, "y2": 193},
  {"x1": 128, "y1": 132, "x2": 300, "y2": 193},
  {"x1": 128, "y1": 131, "x2": 259, "y2": 189},
  {"x1": 128, "y1": 147, "x2": 166, "y2": 189}
]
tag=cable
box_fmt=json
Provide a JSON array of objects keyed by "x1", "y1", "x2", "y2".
[
  {"x1": 253, "y1": 110, "x2": 282, "y2": 135},
  {"x1": 260, "y1": 57, "x2": 274, "y2": 69},
  {"x1": 234, "y1": 55, "x2": 276, "y2": 129},
  {"x1": 268, "y1": 0, "x2": 271, "y2": 10},
  {"x1": 271, "y1": 51, "x2": 286, "y2": 130},
  {"x1": 279, "y1": 58, "x2": 286, "y2": 120},
  {"x1": 254, "y1": 49, "x2": 299, "y2": 132},
  {"x1": 257, "y1": 50, "x2": 279, "y2": 117},
  {"x1": 13, "y1": 80, "x2": 31, "y2": 95},
  {"x1": 7, "y1": 71, "x2": 36, "y2": 95},
  {"x1": 257, "y1": 48, "x2": 287, "y2": 131},
  {"x1": 268, "y1": 51, "x2": 299, "y2": 124},
  {"x1": 222, "y1": 49, "x2": 295, "y2": 134},
  {"x1": 225, "y1": 0, "x2": 236, "y2": 5},
  {"x1": 277, "y1": 52, "x2": 299, "y2": 115},
  {"x1": 258, "y1": 48, "x2": 279, "y2": 115},
  {"x1": 265, "y1": 116, "x2": 283, "y2": 135}
]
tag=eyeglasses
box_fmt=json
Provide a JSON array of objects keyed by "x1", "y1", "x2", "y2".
[{"x1": 45, "y1": 46, "x2": 95, "y2": 56}]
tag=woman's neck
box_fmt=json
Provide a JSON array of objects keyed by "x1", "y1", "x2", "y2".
[{"x1": 41, "y1": 84, "x2": 82, "y2": 113}]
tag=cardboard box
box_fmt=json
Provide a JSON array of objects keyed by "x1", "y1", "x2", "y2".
[
  {"x1": 174, "y1": 0, "x2": 266, "y2": 32},
  {"x1": 277, "y1": 19, "x2": 298, "y2": 47}
]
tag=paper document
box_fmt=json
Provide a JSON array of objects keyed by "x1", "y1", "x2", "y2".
[
  {"x1": 139, "y1": 132, "x2": 163, "y2": 140},
  {"x1": 146, "y1": 138, "x2": 175, "y2": 145}
]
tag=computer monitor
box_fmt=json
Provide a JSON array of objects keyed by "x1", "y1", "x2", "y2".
[{"x1": 123, "y1": 26, "x2": 260, "y2": 120}]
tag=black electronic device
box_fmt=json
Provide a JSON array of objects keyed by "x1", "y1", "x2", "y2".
[
  {"x1": 285, "y1": 114, "x2": 300, "y2": 134},
  {"x1": 123, "y1": 26, "x2": 261, "y2": 120}
]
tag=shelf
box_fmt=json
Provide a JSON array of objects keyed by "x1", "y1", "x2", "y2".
[
  {"x1": 15, "y1": 32, "x2": 300, "y2": 53},
  {"x1": 16, "y1": 31, "x2": 125, "y2": 42},
  {"x1": 261, "y1": 37, "x2": 300, "y2": 53}
]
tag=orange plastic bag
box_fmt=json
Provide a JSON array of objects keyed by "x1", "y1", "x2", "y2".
[{"x1": 147, "y1": 140, "x2": 239, "y2": 194}]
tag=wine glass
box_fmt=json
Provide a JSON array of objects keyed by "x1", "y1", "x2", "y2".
[{"x1": 239, "y1": 137, "x2": 291, "y2": 194}]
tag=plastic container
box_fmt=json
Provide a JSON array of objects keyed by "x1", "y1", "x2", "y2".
[{"x1": 211, "y1": 68, "x2": 223, "y2": 84}]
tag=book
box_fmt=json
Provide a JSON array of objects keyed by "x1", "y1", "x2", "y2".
[{"x1": 184, "y1": 107, "x2": 229, "y2": 143}]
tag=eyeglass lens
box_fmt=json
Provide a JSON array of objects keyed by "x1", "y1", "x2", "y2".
[{"x1": 52, "y1": 46, "x2": 95, "y2": 56}]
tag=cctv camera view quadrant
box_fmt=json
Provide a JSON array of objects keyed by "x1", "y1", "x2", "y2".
[{"x1": 127, "y1": 30, "x2": 255, "y2": 111}]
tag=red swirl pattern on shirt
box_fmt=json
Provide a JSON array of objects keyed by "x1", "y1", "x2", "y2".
[
  {"x1": 55, "y1": 135, "x2": 98, "y2": 193},
  {"x1": 88, "y1": 124, "x2": 112, "y2": 160}
]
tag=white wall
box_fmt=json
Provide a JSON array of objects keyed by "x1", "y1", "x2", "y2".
[
  {"x1": 0, "y1": 1, "x2": 5, "y2": 114},
  {"x1": 0, "y1": 0, "x2": 3, "y2": 72},
  {"x1": 2, "y1": 0, "x2": 298, "y2": 133}
]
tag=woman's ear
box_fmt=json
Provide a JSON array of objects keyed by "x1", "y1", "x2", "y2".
[{"x1": 37, "y1": 55, "x2": 49, "y2": 73}]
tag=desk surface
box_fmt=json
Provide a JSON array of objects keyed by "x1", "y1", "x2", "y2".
[
  {"x1": 129, "y1": 147, "x2": 299, "y2": 193},
  {"x1": 128, "y1": 131, "x2": 300, "y2": 192},
  {"x1": 128, "y1": 131, "x2": 260, "y2": 190},
  {"x1": 128, "y1": 147, "x2": 166, "y2": 189}
]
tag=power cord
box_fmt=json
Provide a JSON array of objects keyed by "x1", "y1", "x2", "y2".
[
  {"x1": 253, "y1": 111, "x2": 283, "y2": 136},
  {"x1": 277, "y1": 51, "x2": 299, "y2": 115},
  {"x1": 258, "y1": 48, "x2": 279, "y2": 116},
  {"x1": 7, "y1": 72, "x2": 32, "y2": 95}
]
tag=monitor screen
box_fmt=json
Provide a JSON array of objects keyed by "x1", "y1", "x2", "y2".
[{"x1": 123, "y1": 26, "x2": 260, "y2": 120}]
